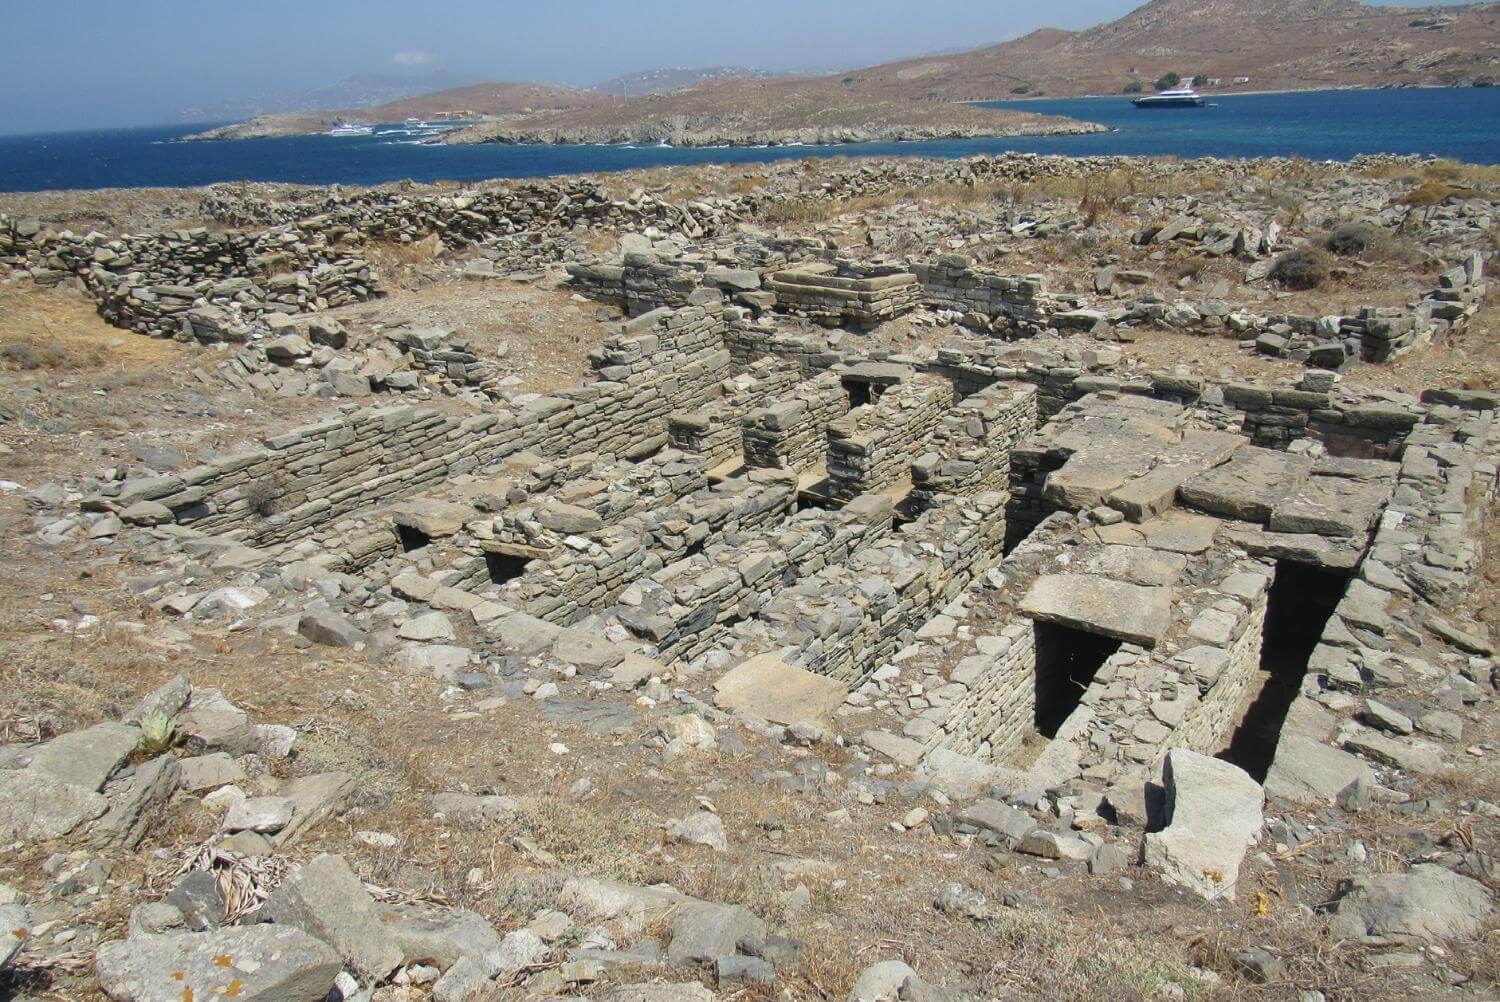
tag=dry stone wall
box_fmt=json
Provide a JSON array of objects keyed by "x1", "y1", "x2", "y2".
[
  {"x1": 826, "y1": 376, "x2": 956, "y2": 500},
  {"x1": 912, "y1": 257, "x2": 1052, "y2": 335},
  {"x1": 910, "y1": 383, "x2": 1038, "y2": 513},
  {"x1": 607, "y1": 495, "x2": 897, "y2": 663},
  {"x1": 713, "y1": 491, "x2": 1009, "y2": 687},
  {"x1": 667, "y1": 358, "x2": 804, "y2": 467},
  {"x1": 493, "y1": 471, "x2": 799, "y2": 625},
  {"x1": 95, "y1": 305, "x2": 738, "y2": 545},
  {"x1": 741, "y1": 372, "x2": 852, "y2": 473}
]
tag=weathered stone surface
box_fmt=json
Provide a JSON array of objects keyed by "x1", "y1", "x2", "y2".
[
  {"x1": 1, "y1": 903, "x2": 29, "y2": 970},
  {"x1": 381, "y1": 903, "x2": 503, "y2": 969},
  {"x1": 399, "y1": 611, "x2": 455, "y2": 642},
  {"x1": 606, "y1": 983, "x2": 717, "y2": 1002},
  {"x1": 1020, "y1": 574, "x2": 1173, "y2": 646},
  {"x1": 94, "y1": 925, "x2": 341, "y2": 1002},
  {"x1": 0, "y1": 768, "x2": 109, "y2": 842},
  {"x1": 92, "y1": 756, "x2": 182, "y2": 848},
  {"x1": 850, "y1": 960, "x2": 919, "y2": 1002},
  {"x1": 178, "y1": 753, "x2": 247, "y2": 792},
  {"x1": 1264, "y1": 735, "x2": 1374, "y2": 806},
  {"x1": 430, "y1": 792, "x2": 523, "y2": 825},
  {"x1": 667, "y1": 901, "x2": 766, "y2": 966},
  {"x1": 223, "y1": 796, "x2": 293, "y2": 834},
  {"x1": 713, "y1": 654, "x2": 848, "y2": 725},
  {"x1": 1179, "y1": 447, "x2": 1312, "y2": 522},
  {"x1": 272, "y1": 771, "x2": 356, "y2": 844},
  {"x1": 1330, "y1": 865, "x2": 1494, "y2": 943},
  {"x1": 298, "y1": 606, "x2": 365, "y2": 647},
  {"x1": 953, "y1": 799, "x2": 1036, "y2": 845},
  {"x1": 27, "y1": 722, "x2": 140, "y2": 792},
  {"x1": 264, "y1": 852, "x2": 403, "y2": 981},
  {"x1": 1143, "y1": 749, "x2": 1263, "y2": 901},
  {"x1": 1342, "y1": 726, "x2": 1446, "y2": 775},
  {"x1": 552, "y1": 628, "x2": 626, "y2": 671}
]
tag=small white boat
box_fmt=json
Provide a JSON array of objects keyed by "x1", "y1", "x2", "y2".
[
  {"x1": 326, "y1": 122, "x2": 374, "y2": 136},
  {"x1": 1132, "y1": 88, "x2": 1206, "y2": 109}
]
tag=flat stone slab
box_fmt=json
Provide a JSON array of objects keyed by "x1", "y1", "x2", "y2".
[
  {"x1": 1079, "y1": 544, "x2": 1187, "y2": 587},
  {"x1": 0, "y1": 768, "x2": 109, "y2": 842},
  {"x1": 1020, "y1": 574, "x2": 1174, "y2": 647},
  {"x1": 1106, "y1": 430, "x2": 1247, "y2": 522},
  {"x1": 1264, "y1": 734, "x2": 1374, "y2": 806},
  {"x1": 1268, "y1": 474, "x2": 1392, "y2": 539},
  {"x1": 390, "y1": 498, "x2": 473, "y2": 538},
  {"x1": 27, "y1": 722, "x2": 140, "y2": 792},
  {"x1": 95, "y1": 924, "x2": 341, "y2": 1002},
  {"x1": 713, "y1": 654, "x2": 848, "y2": 726},
  {"x1": 1095, "y1": 511, "x2": 1221, "y2": 555},
  {"x1": 1179, "y1": 447, "x2": 1312, "y2": 523},
  {"x1": 1330, "y1": 864, "x2": 1495, "y2": 943}
]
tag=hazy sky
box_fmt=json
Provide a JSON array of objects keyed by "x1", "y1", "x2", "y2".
[{"x1": 1, "y1": 0, "x2": 1478, "y2": 134}]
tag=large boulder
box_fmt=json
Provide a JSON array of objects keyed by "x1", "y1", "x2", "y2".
[
  {"x1": 1264, "y1": 734, "x2": 1374, "y2": 806},
  {"x1": 1330, "y1": 864, "x2": 1494, "y2": 943},
  {"x1": 0, "y1": 768, "x2": 109, "y2": 842},
  {"x1": 94, "y1": 925, "x2": 341, "y2": 1001},
  {"x1": 263, "y1": 853, "x2": 402, "y2": 981},
  {"x1": 1143, "y1": 749, "x2": 1263, "y2": 901}
]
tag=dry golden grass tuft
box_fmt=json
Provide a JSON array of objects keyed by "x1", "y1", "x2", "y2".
[{"x1": 0, "y1": 283, "x2": 182, "y2": 373}]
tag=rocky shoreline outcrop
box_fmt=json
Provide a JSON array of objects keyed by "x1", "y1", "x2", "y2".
[{"x1": 439, "y1": 118, "x2": 1108, "y2": 149}]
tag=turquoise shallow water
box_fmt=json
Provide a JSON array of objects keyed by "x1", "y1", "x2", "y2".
[{"x1": 1, "y1": 87, "x2": 1497, "y2": 193}]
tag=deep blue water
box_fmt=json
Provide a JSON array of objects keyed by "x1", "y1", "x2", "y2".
[{"x1": 1, "y1": 88, "x2": 1497, "y2": 193}]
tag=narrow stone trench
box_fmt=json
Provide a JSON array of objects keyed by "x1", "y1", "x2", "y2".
[{"x1": 1217, "y1": 561, "x2": 1351, "y2": 780}]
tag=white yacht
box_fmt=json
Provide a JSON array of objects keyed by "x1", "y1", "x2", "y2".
[
  {"x1": 325, "y1": 122, "x2": 374, "y2": 137},
  {"x1": 1132, "y1": 87, "x2": 1206, "y2": 109}
]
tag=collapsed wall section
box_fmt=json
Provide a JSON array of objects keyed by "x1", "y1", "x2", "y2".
[
  {"x1": 712, "y1": 491, "x2": 1009, "y2": 687},
  {"x1": 910, "y1": 383, "x2": 1038, "y2": 513},
  {"x1": 490, "y1": 470, "x2": 799, "y2": 625},
  {"x1": 607, "y1": 494, "x2": 897, "y2": 663},
  {"x1": 740, "y1": 372, "x2": 851, "y2": 473},
  {"x1": 826, "y1": 375, "x2": 956, "y2": 501}
]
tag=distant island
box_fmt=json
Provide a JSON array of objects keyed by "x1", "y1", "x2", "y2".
[{"x1": 185, "y1": 0, "x2": 1500, "y2": 146}]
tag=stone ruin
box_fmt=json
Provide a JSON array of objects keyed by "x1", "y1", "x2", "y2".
[
  {"x1": 74, "y1": 297, "x2": 1496, "y2": 802},
  {"x1": 6, "y1": 152, "x2": 1500, "y2": 1000}
]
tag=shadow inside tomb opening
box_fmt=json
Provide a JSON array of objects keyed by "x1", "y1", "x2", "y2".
[{"x1": 1217, "y1": 560, "x2": 1352, "y2": 781}]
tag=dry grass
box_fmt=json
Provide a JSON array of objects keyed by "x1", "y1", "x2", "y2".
[
  {"x1": 363, "y1": 234, "x2": 446, "y2": 290},
  {"x1": 0, "y1": 283, "x2": 180, "y2": 373}
]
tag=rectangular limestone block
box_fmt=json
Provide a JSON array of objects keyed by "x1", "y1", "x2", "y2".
[
  {"x1": 1020, "y1": 574, "x2": 1174, "y2": 647},
  {"x1": 713, "y1": 654, "x2": 848, "y2": 726}
]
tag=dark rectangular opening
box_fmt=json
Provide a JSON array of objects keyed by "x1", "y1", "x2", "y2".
[
  {"x1": 396, "y1": 523, "x2": 430, "y2": 553},
  {"x1": 484, "y1": 551, "x2": 532, "y2": 585},
  {"x1": 1217, "y1": 561, "x2": 1351, "y2": 780},
  {"x1": 796, "y1": 492, "x2": 840, "y2": 513},
  {"x1": 1033, "y1": 621, "x2": 1121, "y2": 738},
  {"x1": 845, "y1": 380, "x2": 872, "y2": 408}
]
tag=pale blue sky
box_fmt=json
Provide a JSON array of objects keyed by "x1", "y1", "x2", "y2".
[{"x1": 1, "y1": 0, "x2": 1477, "y2": 133}]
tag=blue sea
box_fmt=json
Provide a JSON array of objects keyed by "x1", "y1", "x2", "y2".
[{"x1": 1, "y1": 88, "x2": 1497, "y2": 193}]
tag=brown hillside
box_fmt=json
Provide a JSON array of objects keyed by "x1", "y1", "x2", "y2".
[{"x1": 837, "y1": 0, "x2": 1500, "y2": 100}]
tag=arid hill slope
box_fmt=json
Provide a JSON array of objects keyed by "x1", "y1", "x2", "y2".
[
  {"x1": 187, "y1": 82, "x2": 608, "y2": 140},
  {"x1": 442, "y1": 77, "x2": 1103, "y2": 147},
  {"x1": 838, "y1": 0, "x2": 1500, "y2": 99}
]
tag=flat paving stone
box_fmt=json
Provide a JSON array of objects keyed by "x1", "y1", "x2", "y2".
[{"x1": 1020, "y1": 573, "x2": 1174, "y2": 647}]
